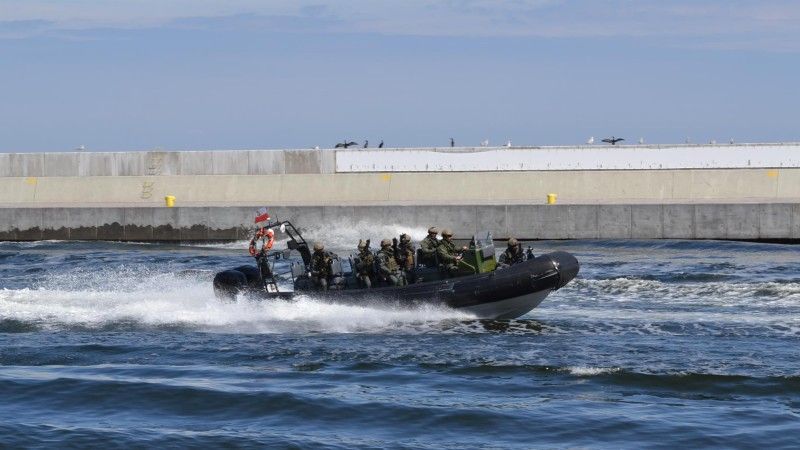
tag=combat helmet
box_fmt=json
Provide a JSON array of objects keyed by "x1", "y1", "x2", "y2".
[
  {"x1": 441, "y1": 228, "x2": 453, "y2": 237},
  {"x1": 313, "y1": 242, "x2": 324, "y2": 251},
  {"x1": 400, "y1": 233, "x2": 411, "y2": 243},
  {"x1": 427, "y1": 226, "x2": 439, "y2": 235},
  {"x1": 357, "y1": 239, "x2": 367, "y2": 249},
  {"x1": 508, "y1": 237, "x2": 518, "y2": 246},
  {"x1": 380, "y1": 238, "x2": 392, "y2": 247}
]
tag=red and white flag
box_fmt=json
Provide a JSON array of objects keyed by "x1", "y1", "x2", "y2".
[{"x1": 254, "y1": 207, "x2": 270, "y2": 224}]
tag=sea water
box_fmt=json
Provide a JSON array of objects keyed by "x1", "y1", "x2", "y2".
[{"x1": 1, "y1": 236, "x2": 799, "y2": 448}]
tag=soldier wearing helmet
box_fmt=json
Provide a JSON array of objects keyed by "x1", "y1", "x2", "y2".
[
  {"x1": 498, "y1": 237, "x2": 526, "y2": 268},
  {"x1": 310, "y1": 241, "x2": 333, "y2": 290},
  {"x1": 376, "y1": 238, "x2": 407, "y2": 287},
  {"x1": 419, "y1": 226, "x2": 440, "y2": 267},
  {"x1": 436, "y1": 228, "x2": 464, "y2": 277},
  {"x1": 395, "y1": 233, "x2": 415, "y2": 270},
  {"x1": 354, "y1": 239, "x2": 375, "y2": 288}
]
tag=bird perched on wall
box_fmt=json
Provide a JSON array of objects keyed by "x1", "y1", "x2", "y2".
[
  {"x1": 638, "y1": 137, "x2": 644, "y2": 145},
  {"x1": 363, "y1": 140, "x2": 369, "y2": 148},
  {"x1": 481, "y1": 139, "x2": 489, "y2": 147},
  {"x1": 450, "y1": 138, "x2": 455, "y2": 147},
  {"x1": 601, "y1": 136, "x2": 624, "y2": 145},
  {"x1": 378, "y1": 140, "x2": 384, "y2": 148},
  {"x1": 586, "y1": 137, "x2": 594, "y2": 144}
]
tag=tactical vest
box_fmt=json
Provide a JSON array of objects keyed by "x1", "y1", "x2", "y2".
[
  {"x1": 377, "y1": 248, "x2": 400, "y2": 273},
  {"x1": 311, "y1": 251, "x2": 332, "y2": 277}
]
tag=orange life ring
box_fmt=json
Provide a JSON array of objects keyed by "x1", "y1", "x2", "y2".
[
  {"x1": 249, "y1": 228, "x2": 274, "y2": 255},
  {"x1": 263, "y1": 229, "x2": 275, "y2": 250}
]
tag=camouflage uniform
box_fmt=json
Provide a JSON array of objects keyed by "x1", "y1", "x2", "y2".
[
  {"x1": 355, "y1": 240, "x2": 376, "y2": 289},
  {"x1": 436, "y1": 229, "x2": 463, "y2": 277},
  {"x1": 498, "y1": 238, "x2": 526, "y2": 268},
  {"x1": 419, "y1": 227, "x2": 440, "y2": 267},
  {"x1": 310, "y1": 243, "x2": 333, "y2": 291},
  {"x1": 377, "y1": 240, "x2": 407, "y2": 287},
  {"x1": 395, "y1": 234, "x2": 415, "y2": 271}
]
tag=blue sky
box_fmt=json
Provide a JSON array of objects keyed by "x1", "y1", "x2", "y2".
[{"x1": 1, "y1": 0, "x2": 799, "y2": 152}]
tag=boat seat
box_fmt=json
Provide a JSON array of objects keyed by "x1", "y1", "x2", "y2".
[
  {"x1": 291, "y1": 261, "x2": 306, "y2": 279},
  {"x1": 329, "y1": 257, "x2": 347, "y2": 290}
]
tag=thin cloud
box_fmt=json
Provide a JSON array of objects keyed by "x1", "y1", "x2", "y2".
[{"x1": 1, "y1": 0, "x2": 800, "y2": 50}]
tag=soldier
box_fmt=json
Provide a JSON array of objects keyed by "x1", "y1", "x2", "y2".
[
  {"x1": 419, "y1": 227, "x2": 440, "y2": 267},
  {"x1": 396, "y1": 233, "x2": 416, "y2": 283},
  {"x1": 498, "y1": 237, "x2": 526, "y2": 268},
  {"x1": 354, "y1": 239, "x2": 375, "y2": 288},
  {"x1": 376, "y1": 239, "x2": 407, "y2": 287},
  {"x1": 436, "y1": 228, "x2": 464, "y2": 277},
  {"x1": 395, "y1": 234, "x2": 415, "y2": 270},
  {"x1": 310, "y1": 242, "x2": 333, "y2": 291}
]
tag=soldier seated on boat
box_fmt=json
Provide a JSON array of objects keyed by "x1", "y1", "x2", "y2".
[
  {"x1": 354, "y1": 239, "x2": 376, "y2": 288},
  {"x1": 377, "y1": 239, "x2": 407, "y2": 287},
  {"x1": 419, "y1": 227, "x2": 440, "y2": 267},
  {"x1": 395, "y1": 234, "x2": 415, "y2": 269},
  {"x1": 436, "y1": 228, "x2": 465, "y2": 277},
  {"x1": 498, "y1": 237, "x2": 526, "y2": 268},
  {"x1": 396, "y1": 233, "x2": 417, "y2": 283},
  {"x1": 310, "y1": 242, "x2": 334, "y2": 291}
]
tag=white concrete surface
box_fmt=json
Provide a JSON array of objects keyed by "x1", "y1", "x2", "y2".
[{"x1": 336, "y1": 143, "x2": 800, "y2": 172}]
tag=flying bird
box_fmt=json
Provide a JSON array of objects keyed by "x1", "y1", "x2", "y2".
[
  {"x1": 334, "y1": 140, "x2": 359, "y2": 148},
  {"x1": 601, "y1": 136, "x2": 624, "y2": 145}
]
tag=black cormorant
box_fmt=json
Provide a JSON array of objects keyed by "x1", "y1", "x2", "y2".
[{"x1": 601, "y1": 136, "x2": 624, "y2": 145}]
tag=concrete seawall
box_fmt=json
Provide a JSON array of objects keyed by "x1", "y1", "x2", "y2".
[
  {"x1": 2, "y1": 144, "x2": 799, "y2": 241},
  {"x1": 2, "y1": 204, "x2": 798, "y2": 242}
]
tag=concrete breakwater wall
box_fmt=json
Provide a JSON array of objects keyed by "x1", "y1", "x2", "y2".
[
  {"x1": 2, "y1": 169, "x2": 800, "y2": 206},
  {"x1": 2, "y1": 204, "x2": 799, "y2": 242},
  {"x1": 2, "y1": 144, "x2": 800, "y2": 207},
  {"x1": 3, "y1": 142, "x2": 800, "y2": 178},
  {"x1": 1, "y1": 144, "x2": 799, "y2": 241}
]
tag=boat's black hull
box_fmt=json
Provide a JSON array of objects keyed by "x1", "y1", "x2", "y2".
[{"x1": 214, "y1": 251, "x2": 579, "y2": 319}]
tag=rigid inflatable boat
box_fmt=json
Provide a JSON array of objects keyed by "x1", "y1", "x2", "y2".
[{"x1": 213, "y1": 220, "x2": 579, "y2": 319}]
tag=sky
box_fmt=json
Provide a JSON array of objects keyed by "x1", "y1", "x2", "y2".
[{"x1": 1, "y1": 0, "x2": 799, "y2": 152}]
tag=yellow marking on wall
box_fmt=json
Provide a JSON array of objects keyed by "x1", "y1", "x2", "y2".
[
  {"x1": 24, "y1": 177, "x2": 37, "y2": 185},
  {"x1": 766, "y1": 169, "x2": 779, "y2": 178},
  {"x1": 381, "y1": 173, "x2": 392, "y2": 182}
]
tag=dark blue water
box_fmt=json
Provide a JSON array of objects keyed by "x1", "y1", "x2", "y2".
[{"x1": 2, "y1": 235, "x2": 799, "y2": 448}]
